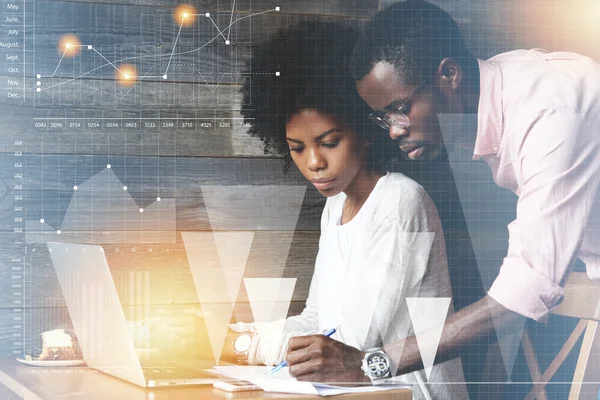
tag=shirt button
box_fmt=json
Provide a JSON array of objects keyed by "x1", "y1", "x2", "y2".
[{"x1": 493, "y1": 146, "x2": 499, "y2": 152}]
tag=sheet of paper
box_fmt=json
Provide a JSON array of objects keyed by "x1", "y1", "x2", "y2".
[{"x1": 210, "y1": 366, "x2": 411, "y2": 396}]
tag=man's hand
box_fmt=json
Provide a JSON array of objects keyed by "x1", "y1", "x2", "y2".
[{"x1": 285, "y1": 335, "x2": 369, "y2": 384}]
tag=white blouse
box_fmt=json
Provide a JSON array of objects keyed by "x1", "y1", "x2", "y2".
[{"x1": 230, "y1": 172, "x2": 468, "y2": 400}]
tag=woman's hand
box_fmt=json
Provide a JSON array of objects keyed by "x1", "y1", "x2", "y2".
[{"x1": 285, "y1": 335, "x2": 370, "y2": 384}]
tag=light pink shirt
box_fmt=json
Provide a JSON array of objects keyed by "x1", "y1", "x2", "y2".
[{"x1": 476, "y1": 49, "x2": 600, "y2": 322}]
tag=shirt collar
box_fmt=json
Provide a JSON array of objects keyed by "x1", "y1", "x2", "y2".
[{"x1": 473, "y1": 58, "x2": 504, "y2": 160}]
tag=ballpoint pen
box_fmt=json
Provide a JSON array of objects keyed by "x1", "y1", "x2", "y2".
[{"x1": 266, "y1": 327, "x2": 337, "y2": 377}]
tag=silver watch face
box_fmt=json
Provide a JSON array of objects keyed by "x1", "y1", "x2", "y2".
[
  {"x1": 234, "y1": 333, "x2": 252, "y2": 353},
  {"x1": 365, "y1": 351, "x2": 391, "y2": 379}
]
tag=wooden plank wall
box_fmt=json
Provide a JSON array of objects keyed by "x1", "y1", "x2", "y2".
[
  {"x1": 0, "y1": 1, "x2": 596, "y2": 390},
  {"x1": 0, "y1": 0, "x2": 380, "y2": 359},
  {"x1": 378, "y1": 0, "x2": 600, "y2": 61}
]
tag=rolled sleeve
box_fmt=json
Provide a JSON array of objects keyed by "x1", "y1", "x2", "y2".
[
  {"x1": 488, "y1": 261, "x2": 564, "y2": 322},
  {"x1": 487, "y1": 110, "x2": 600, "y2": 322}
]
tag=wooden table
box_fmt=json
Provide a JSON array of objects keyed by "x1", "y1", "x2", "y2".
[{"x1": 0, "y1": 359, "x2": 411, "y2": 400}]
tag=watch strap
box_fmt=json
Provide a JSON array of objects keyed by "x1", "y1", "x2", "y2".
[
  {"x1": 233, "y1": 332, "x2": 255, "y2": 365},
  {"x1": 361, "y1": 347, "x2": 392, "y2": 383}
]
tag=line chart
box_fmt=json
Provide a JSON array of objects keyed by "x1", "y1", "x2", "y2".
[
  {"x1": 39, "y1": 8, "x2": 279, "y2": 91},
  {"x1": 32, "y1": 0, "x2": 281, "y2": 112}
]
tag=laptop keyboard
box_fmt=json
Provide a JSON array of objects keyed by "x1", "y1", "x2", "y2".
[{"x1": 141, "y1": 364, "x2": 214, "y2": 380}]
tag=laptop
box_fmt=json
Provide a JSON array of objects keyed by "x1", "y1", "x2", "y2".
[{"x1": 47, "y1": 242, "x2": 220, "y2": 387}]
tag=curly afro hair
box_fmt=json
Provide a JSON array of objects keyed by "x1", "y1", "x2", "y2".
[{"x1": 240, "y1": 21, "x2": 383, "y2": 172}]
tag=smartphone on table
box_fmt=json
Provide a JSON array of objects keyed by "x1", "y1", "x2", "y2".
[{"x1": 213, "y1": 380, "x2": 261, "y2": 392}]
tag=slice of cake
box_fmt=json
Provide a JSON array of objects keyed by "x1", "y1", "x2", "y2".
[{"x1": 37, "y1": 329, "x2": 83, "y2": 360}]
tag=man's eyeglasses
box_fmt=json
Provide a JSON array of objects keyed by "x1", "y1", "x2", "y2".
[{"x1": 368, "y1": 78, "x2": 429, "y2": 131}]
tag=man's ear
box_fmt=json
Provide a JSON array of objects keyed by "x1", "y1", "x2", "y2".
[{"x1": 435, "y1": 58, "x2": 462, "y2": 91}]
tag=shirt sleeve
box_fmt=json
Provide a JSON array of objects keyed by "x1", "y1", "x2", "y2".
[
  {"x1": 228, "y1": 268, "x2": 320, "y2": 366},
  {"x1": 358, "y1": 185, "x2": 449, "y2": 346},
  {"x1": 488, "y1": 109, "x2": 600, "y2": 322},
  {"x1": 236, "y1": 198, "x2": 335, "y2": 365},
  {"x1": 363, "y1": 183, "x2": 466, "y2": 400},
  {"x1": 245, "y1": 279, "x2": 320, "y2": 366}
]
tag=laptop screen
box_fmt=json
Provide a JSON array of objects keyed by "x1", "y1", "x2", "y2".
[{"x1": 48, "y1": 242, "x2": 216, "y2": 385}]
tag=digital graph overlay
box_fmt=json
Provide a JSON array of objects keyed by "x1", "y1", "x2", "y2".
[
  {"x1": 22, "y1": 0, "x2": 288, "y2": 133},
  {"x1": 32, "y1": 1, "x2": 280, "y2": 111},
  {"x1": 26, "y1": 167, "x2": 176, "y2": 244},
  {"x1": 4, "y1": 0, "x2": 287, "y2": 362}
]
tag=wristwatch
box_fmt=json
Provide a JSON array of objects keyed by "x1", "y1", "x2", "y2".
[
  {"x1": 233, "y1": 333, "x2": 254, "y2": 364},
  {"x1": 361, "y1": 347, "x2": 392, "y2": 382}
]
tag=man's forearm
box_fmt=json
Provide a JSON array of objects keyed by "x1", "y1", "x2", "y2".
[{"x1": 385, "y1": 295, "x2": 520, "y2": 376}]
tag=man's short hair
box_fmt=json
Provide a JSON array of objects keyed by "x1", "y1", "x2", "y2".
[{"x1": 352, "y1": 0, "x2": 475, "y2": 83}]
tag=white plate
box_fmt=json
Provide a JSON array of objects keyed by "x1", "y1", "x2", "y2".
[{"x1": 16, "y1": 358, "x2": 86, "y2": 367}]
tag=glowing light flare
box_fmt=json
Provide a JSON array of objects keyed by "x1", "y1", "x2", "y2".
[
  {"x1": 509, "y1": 0, "x2": 600, "y2": 58},
  {"x1": 174, "y1": 4, "x2": 197, "y2": 27},
  {"x1": 574, "y1": 0, "x2": 600, "y2": 38},
  {"x1": 116, "y1": 64, "x2": 138, "y2": 87},
  {"x1": 58, "y1": 34, "x2": 81, "y2": 57},
  {"x1": 550, "y1": 0, "x2": 600, "y2": 30}
]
